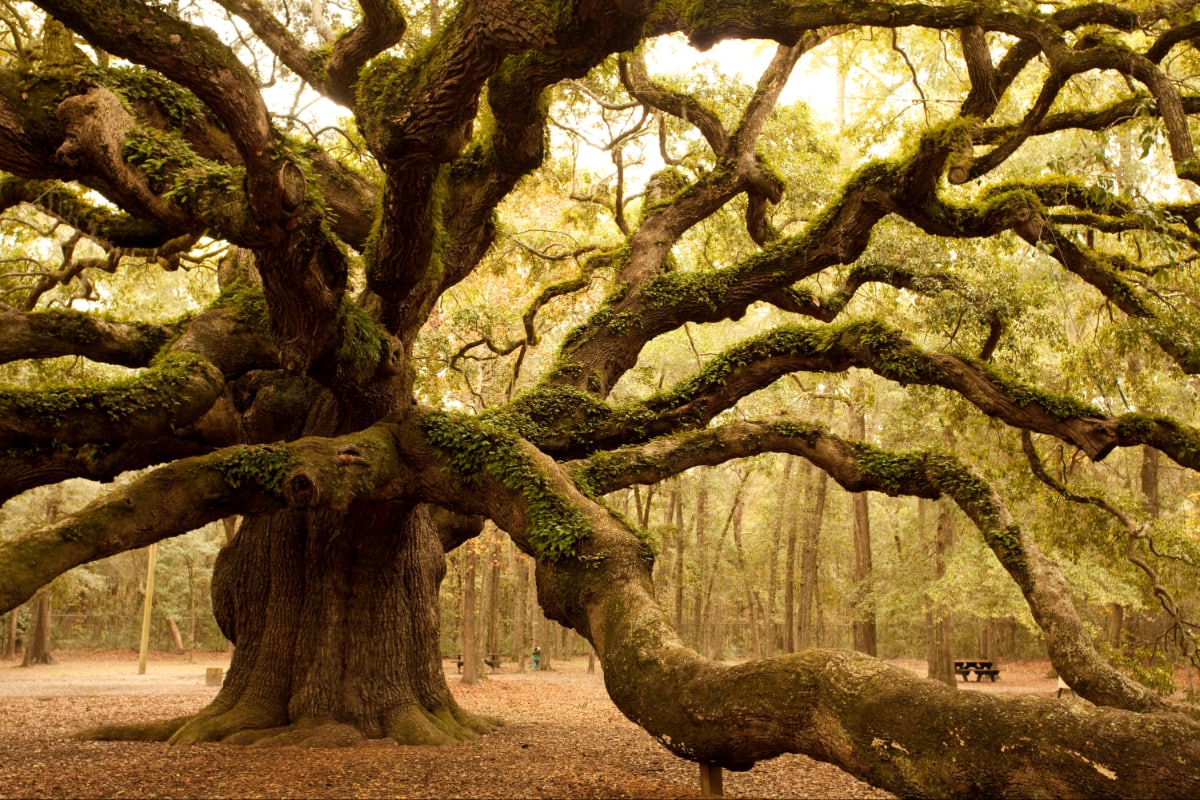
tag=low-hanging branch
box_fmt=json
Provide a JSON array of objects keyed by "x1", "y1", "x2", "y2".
[
  {"x1": 0, "y1": 422, "x2": 409, "y2": 615},
  {"x1": 388, "y1": 412, "x2": 1200, "y2": 798}
]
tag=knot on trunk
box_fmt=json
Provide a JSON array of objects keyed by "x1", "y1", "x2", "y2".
[{"x1": 284, "y1": 470, "x2": 318, "y2": 506}]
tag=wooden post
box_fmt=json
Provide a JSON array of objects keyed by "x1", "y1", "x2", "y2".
[
  {"x1": 205, "y1": 667, "x2": 224, "y2": 686},
  {"x1": 699, "y1": 763, "x2": 723, "y2": 797},
  {"x1": 137, "y1": 543, "x2": 158, "y2": 675}
]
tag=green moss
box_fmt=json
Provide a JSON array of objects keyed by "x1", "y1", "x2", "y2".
[
  {"x1": 982, "y1": 366, "x2": 1102, "y2": 421},
  {"x1": 0, "y1": 351, "x2": 211, "y2": 425},
  {"x1": 211, "y1": 280, "x2": 269, "y2": 331},
  {"x1": 852, "y1": 442, "x2": 926, "y2": 493},
  {"x1": 1116, "y1": 412, "x2": 1159, "y2": 441},
  {"x1": 334, "y1": 301, "x2": 389, "y2": 379},
  {"x1": 214, "y1": 444, "x2": 294, "y2": 495},
  {"x1": 422, "y1": 411, "x2": 592, "y2": 561},
  {"x1": 91, "y1": 64, "x2": 207, "y2": 127},
  {"x1": 122, "y1": 128, "x2": 243, "y2": 218}
]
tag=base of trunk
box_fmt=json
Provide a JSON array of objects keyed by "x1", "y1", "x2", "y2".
[
  {"x1": 81, "y1": 503, "x2": 496, "y2": 746},
  {"x1": 80, "y1": 703, "x2": 499, "y2": 746}
]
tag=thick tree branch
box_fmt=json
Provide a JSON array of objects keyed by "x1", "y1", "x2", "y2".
[
  {"x1": 0, "y1": 309, "x2": 177, "y2": 367},
  {"x1": 570, "y1": 418, "x2": 1184, "y2": 714},
  {"x1": 397, "y1": 411, "x2": 1198, "y2": 797},
  {"x1": 548, "y1": 123, "x2": 962, "y2": 397},
  {"x1": 0, "y1": 351, "x2": 224, "y2": 451},
  {"x1": 33, "y1": 0, "x2": 286, "y2": 224},
  {"x1": 0, "y1": 423, "x2": 408, "y2": 615}
]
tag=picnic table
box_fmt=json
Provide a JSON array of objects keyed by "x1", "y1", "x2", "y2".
[{"x1": 954, "y1": 660, "x2": 1001, "y2": 681}]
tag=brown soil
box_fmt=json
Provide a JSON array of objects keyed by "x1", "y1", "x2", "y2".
[{"x1": 0, "y1": 651, "x2": 1061, "y2": 799}]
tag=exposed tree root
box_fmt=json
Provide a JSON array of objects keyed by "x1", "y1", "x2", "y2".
[
  {"x1": 77, "y1": 703, "x2": 499, "y2": 747},
  {"x1": 77, "y1": 714, "x2": 193, "y2": 742}
]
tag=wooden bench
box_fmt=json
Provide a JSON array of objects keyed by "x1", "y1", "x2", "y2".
[{"x1": 955, "y1": 660, "x2": 999, "y2": 681}]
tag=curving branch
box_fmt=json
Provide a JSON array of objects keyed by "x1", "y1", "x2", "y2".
[
  {"x1": 33, "y1": 0, "x2": 283, "y2": 219},
  {"x1": 215, "y1": 0, "x2": 406, "y2": 108},
  {"x1": 396, "y1": 411, "x2": 1199, "y2": 797},
  {"x1": 0, "y1": 422, "x2": 409, "y2": 615},
  {"x1": 1022, "y1": 432, "x2": 1200, "y2": 668},
  {"x1": 0, "y1": 309, "x2": 178, "y2": 367},
  {"x1": 546, "y1": 121, "x2": 965, "y2": 397},
  {"x1": 570, "y1": 417, "x2": 1185, "y2": 715},
  {"x1": 896, "y1": 185, "x2": 1200, "y2": 374}
]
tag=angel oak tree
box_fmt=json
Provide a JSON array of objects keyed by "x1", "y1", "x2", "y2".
[{"x1": 2, "y1": 1, "x2": 1200, "y2": 797}]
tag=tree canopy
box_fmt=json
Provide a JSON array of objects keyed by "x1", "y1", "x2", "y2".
[{"x1": 2, "y1": 1, "x2": 1200, "y2": 796}]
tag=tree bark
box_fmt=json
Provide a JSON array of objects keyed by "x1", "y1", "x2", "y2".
[
  {"x1": 925, "y1": 498, "x2": 957, "y2": 687},
  {"x1": 797, "y1": 468, "x2": 827, "y2": 650},
  {"x1": 86, "y1": 504, "x2": 492, "y2": 744},
  {"x1": 3, "y1": 611, "x2": 15, "y2": 659},
  {"x1": 21, "y1": 591, "x2": 53, "y2": 666},
  {"x1": 461, "y1": 537, "x2": 480, "y2": 685},
  {"x1": 783, "y1": 463, "x2": 803, "y2": 653},
  {"x1": 765, "y1": 457, "x2": 793, "y2": 656},
  {"x1": 511, "y1": 546, "x2": 528, "y2": 672},
  {"x1": 847, "y1": 406, "x2": 877, "y2": 657},
  {"x1": 484, "y1": 533, "x2": 501, "y2": 662},
  {"x1": 672, "y1": 482, "x2": 686, "y2": 635},
  {"x1": 165, "y1": 617, "x2": 185, "y2": 653},
  {"x1": 690, "y1": 478, "x2": 708, "y2": 651}
]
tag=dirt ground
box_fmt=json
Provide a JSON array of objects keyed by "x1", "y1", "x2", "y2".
[{"x1": 0, "y1": 651, "x2": 1062, "y2": 799}]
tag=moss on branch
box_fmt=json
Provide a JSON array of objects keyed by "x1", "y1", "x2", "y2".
[
  {"x1": 0, "y1": 350, "x2": 221, "y2": 444},
  {"x1": 421, "y1": 410, "x2": 592, "y2": 560},
  {"x1": 214, "y1": 444, "x2": 294, "y2": 495}
]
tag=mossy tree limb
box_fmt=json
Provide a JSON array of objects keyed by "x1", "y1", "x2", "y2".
[
  {"x1": 0, "y1": 309, "x2": 178, "y2": 367},
  {"x1": 0, "y1": 424, "x2": 409, "y2": 615},
  {"x1": 388, "y1": 414, "x2": 1200, "y2": 798}
]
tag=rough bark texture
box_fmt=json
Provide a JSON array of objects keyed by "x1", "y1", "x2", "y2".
[{"x1": 89, "y1": 504, "x2": 491, "y2": 745}]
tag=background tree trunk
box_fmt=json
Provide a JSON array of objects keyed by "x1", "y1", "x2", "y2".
[
  {"x1": 21, "y1": 591, "x2": 52, "y2": 666},
  {"x1": 165, "y1": 617, "x2": 185, "y2": 653},
  {"x1": 765, "y1": 457, "x2": 793, "y2": 656},
  {"x1": 925, "y1": 499, "x2": 957, "y2": 687},
  {"x1": 484, "y1": 534, "x2": 501, "y2": 662},
  {"x1": 673, "y1": 484, "x2": 686, "y2": 636},
  {"x1": 797, "y1": 468, "x2": 827, "y2": 650},
  {"x1": 461, "y1": 539, "x2": 480, "y2": 685},
  {"x1": 690, "y1": 478, "x2": 708, "y2": 651},
  {"x1": 536, "y1": 613, "x2": 554, "y2": 671},
  {"x1": 848, "y1": 406, "x2": 877, "y2": 657},
  {"x1": 784, "y1": 461, "x2": 805, "y2": 653},
  {"x1": 511, "y1": 546, "x2": 528, "y2": 672},
  {"x1": 3, "y1": 611, "x2": 15, "y2": 658}
]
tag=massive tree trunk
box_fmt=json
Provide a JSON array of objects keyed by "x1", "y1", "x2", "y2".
[{"x1": 88, "y1": 503, "x2": 491, "y2": 745}]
